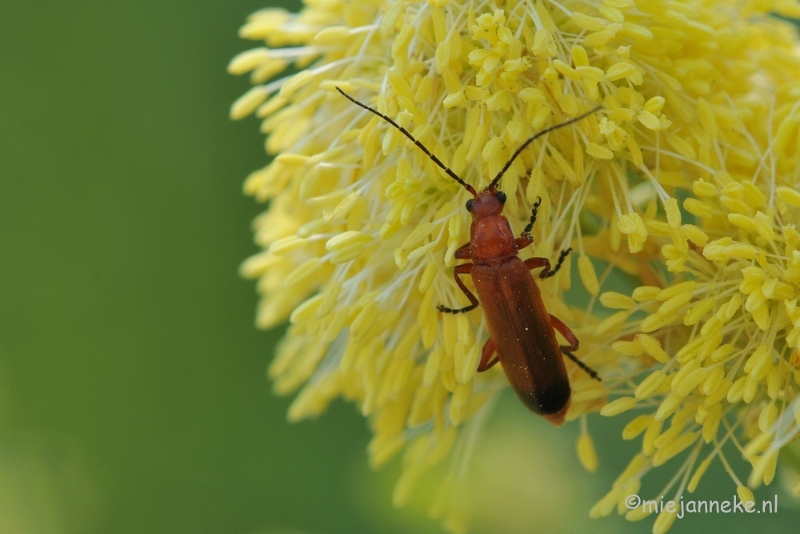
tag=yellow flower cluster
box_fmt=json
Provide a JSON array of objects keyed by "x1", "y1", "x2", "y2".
[
  {"x1": 230, "y1": 0, "x2": 800, "y2": 532},
  {"x1": 591, "y1": 101, "x2": 800, "y2": 531}
]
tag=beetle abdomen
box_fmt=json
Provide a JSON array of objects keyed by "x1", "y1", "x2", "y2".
[{"x1": 472, "y1": 258, "x2": 571, "y2": 419}]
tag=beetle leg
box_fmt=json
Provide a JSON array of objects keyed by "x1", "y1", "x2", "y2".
[
  {"x1": 437, "y1": 263, "x2": 479, "y2": 314},
  {"x1": 515, "y1": 235, "x2": 533, "y2": 250},
  {"x1": 523, "y1": 256, "x2": 551, "y2": 276},
  {"x1": 517, "y1": 197, "x2": 573, "y2": 276},
  {"x1": 524, "y1": 249, "x2": 572, "y2": 279},
  {"x1": 477, "y1": 337, "x2": 499, "y2": 372},
  {"x1": 522, "y1": 196, "x2": 542, "y2": 236},
  {"x1": 515, "y1": 197, "x2": 542, "y2": 250},
  {"x1": 542, "y1": 247, "x2": 572, "y2": 278},
  {"x1": 563, "y1": 352, "x2": 601, "y2": 381},
  {"x1": 454, "y1": 242, "x2": 471, "y2": 259},
  {"x1": 549, "y1": 314, "x2": 601, "y2": 381},
  {"x1": 549, "y1": 314, "x2": 579, "y2": 352}
]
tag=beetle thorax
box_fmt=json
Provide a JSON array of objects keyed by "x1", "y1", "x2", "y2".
[
  {"x1": 469, "y1": 214, "x2": 517, "y2": 262},
  {"x1": 465, "y1": 189, "x2": 517, "y2": 262}
]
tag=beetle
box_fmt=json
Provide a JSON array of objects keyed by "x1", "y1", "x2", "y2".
[{"x1": 337, "y1": 87, "x2": 600, "y2": 425}]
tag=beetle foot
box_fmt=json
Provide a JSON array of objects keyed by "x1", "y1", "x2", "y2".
[{"x1": 562, "y1": 350, "x2": 601, "y2": 381}]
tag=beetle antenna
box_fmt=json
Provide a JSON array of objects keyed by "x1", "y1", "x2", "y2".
[
  {"x1": 488, "y1": 105, "x2": 602, "y2": 189},
  {"x1": 336, "y1": 87, "x2": 477, "y2": 196}
]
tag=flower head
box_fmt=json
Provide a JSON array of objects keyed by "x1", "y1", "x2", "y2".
[
  {"x1": 590, "y1": 98, "x2": 800, "y2": 529},
  {"x1": 231, "y1": 0, "x2": 800, "y2": 531}
]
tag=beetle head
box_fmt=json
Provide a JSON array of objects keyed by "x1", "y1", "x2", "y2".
[{"x1": 466, "y1": 187, "x2": 506, "y2": 219}]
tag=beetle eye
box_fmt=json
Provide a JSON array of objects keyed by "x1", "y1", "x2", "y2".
[
  {"x1": 496, "y1": 191, "x2": 507, "y2": 204},
  {"x1": 466, "y1": 199, "x2": 475, "y2": 211}
]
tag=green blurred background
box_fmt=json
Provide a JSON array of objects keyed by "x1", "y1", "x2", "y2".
[{"x1": 2, "y1": 1, "x2": 800, "y2": 533}]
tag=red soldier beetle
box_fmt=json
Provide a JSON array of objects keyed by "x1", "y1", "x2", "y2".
[{"x1": 337, "y1": 87, "x2": 600, "y2": 425}]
